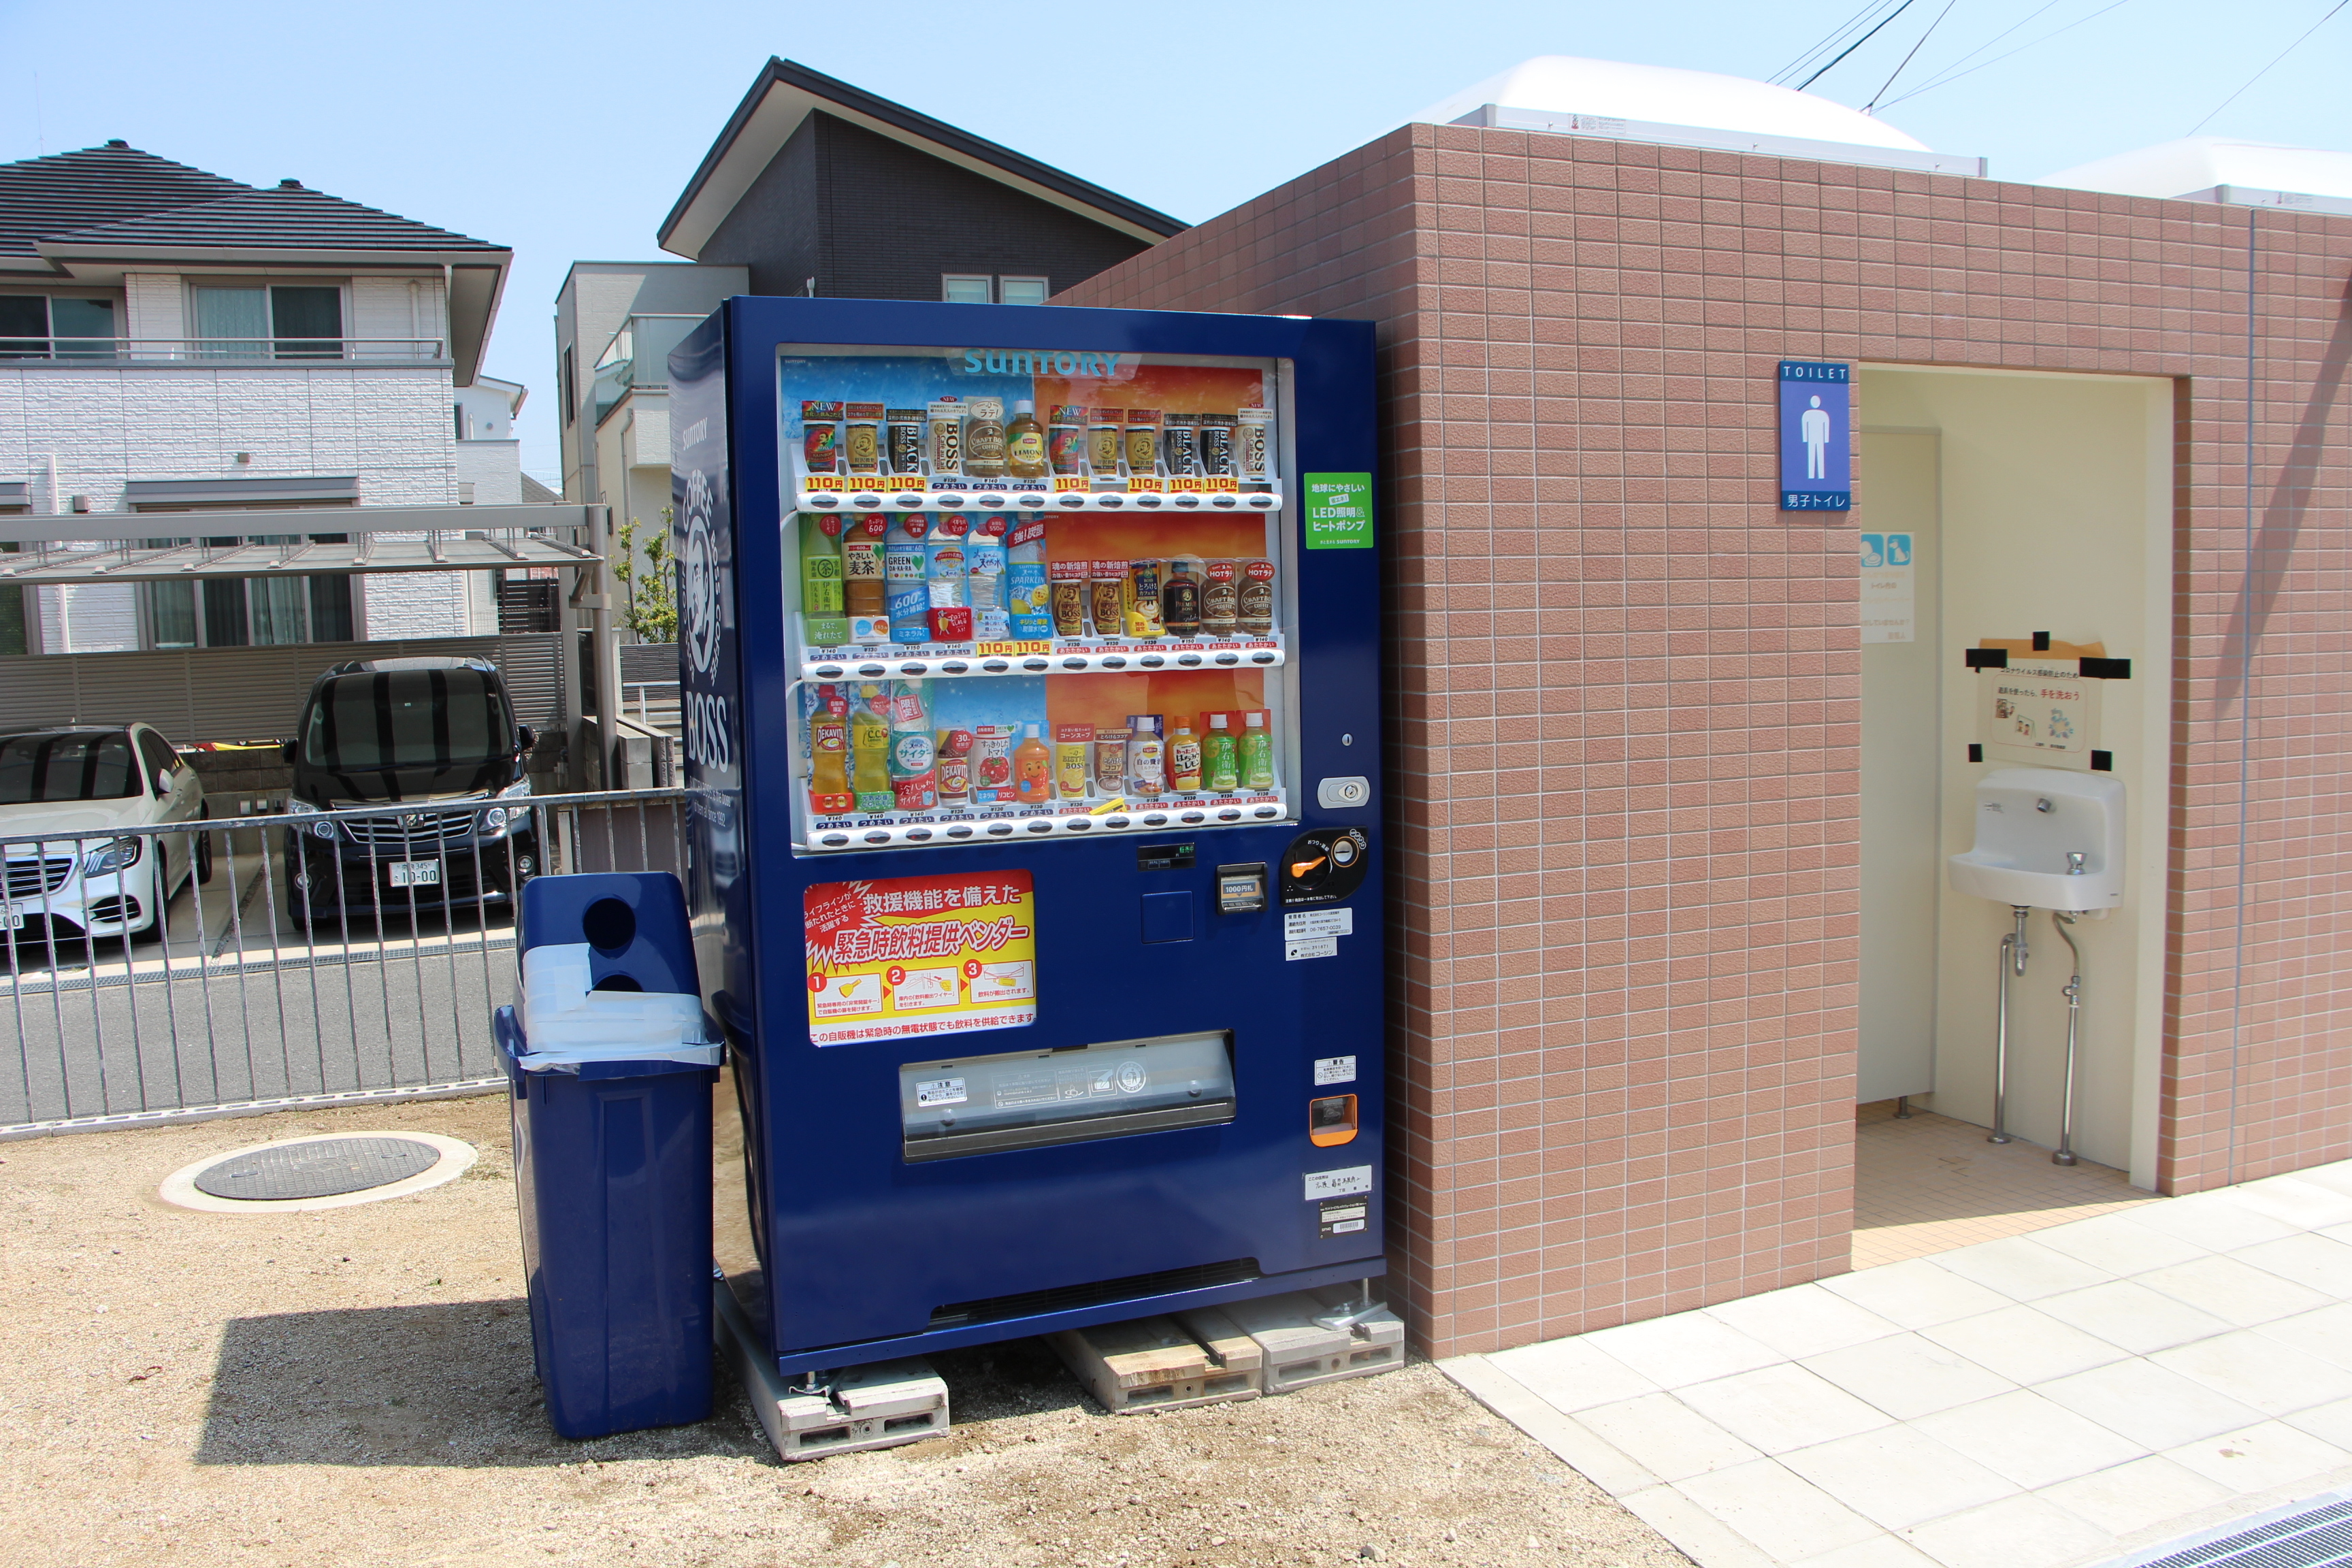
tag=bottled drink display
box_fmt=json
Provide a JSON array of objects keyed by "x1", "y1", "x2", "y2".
[{"x1": 783, "y1": 346, "x2": 1298, "y2": 848}]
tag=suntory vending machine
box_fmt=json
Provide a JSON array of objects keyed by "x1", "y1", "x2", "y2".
[{"x1": 671, "y1": 297, "x2": 1382, "y2": 1375}]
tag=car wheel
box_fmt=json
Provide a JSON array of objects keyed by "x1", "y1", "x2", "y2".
[{"x1": 195, "y1": 810, "x2": 214, "y2": 885}]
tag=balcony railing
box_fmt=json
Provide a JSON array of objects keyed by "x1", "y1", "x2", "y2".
[
  {"x1": 592, "y1": 314, "x2": 704, "y2": 424},
  {"x1": 0, "y1": 337, "x2": 448, "y2": 366}
]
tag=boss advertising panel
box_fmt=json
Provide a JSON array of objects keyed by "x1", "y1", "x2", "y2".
[{"x1": 673, "y1": 298, "x2": 1382, "y2": 1375}]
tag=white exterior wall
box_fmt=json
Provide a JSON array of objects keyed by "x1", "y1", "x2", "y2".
[{"x1": 0, "y1": 269, "x2": 470, "y2": 651}]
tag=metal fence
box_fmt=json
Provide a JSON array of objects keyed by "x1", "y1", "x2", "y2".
[{"x1": 1, "y1": 787, "x2": 684, "y2": 1136}]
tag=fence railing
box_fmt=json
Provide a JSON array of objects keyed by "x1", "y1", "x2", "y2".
[
  {"x1": 1, "y1": 787, "x2": 685, "y2": 1136},
  {"x1": 0, "y1": 337, "x2": 448, "y2": 365}
]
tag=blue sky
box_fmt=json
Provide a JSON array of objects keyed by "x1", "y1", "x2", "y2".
[{"x1": 3, "y1": 0, "x2": 2346, "y2": 485}]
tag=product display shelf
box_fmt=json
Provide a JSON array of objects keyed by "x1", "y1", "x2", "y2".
[
  {"x1": 796, "y1": 487, "x2": 1283, "y2": 516},
  {"x1": 798, "y1": 634, "x2": 1286, "y2": 682},
  {"x1": 801, "y1": 788, "x2": 1292, "y2": 853}
]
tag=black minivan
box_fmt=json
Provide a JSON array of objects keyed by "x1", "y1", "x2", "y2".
[{"x1": 282, "y1": 657, "x2": 538, "y2": 929}]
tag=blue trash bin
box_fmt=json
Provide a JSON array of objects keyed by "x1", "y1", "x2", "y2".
[{"x1": 501, "y1": 871, "x2": 719, "y2": 1439}]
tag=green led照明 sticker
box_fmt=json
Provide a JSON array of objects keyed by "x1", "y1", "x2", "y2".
[{"x1": 1302, "y1": 473, "x2": 1374, "y2": 550}]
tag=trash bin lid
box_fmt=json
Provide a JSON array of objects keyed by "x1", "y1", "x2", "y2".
[{"x1": 192, "y1": 1135, "x2": 443, "y2": 1200}]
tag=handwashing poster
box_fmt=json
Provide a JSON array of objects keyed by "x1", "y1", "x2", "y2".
[
  {"x1": 1977, "y1": 643, "x2": 2100, "y2": 766},
  {"x1": 803, "y1": 871, "x2": 1037, "y2": 1044}
]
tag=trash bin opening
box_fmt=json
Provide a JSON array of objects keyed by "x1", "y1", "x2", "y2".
[
  {"x1": 592, "y1": 973, "x2": 645, "y2": 992},
  {"x1": 583, "y1": 896, "x2": 637, "y2": 953}
]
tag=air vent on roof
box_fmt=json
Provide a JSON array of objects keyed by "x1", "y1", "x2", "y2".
[
  {"x1": 105, "y1": 139, "x2": 128, "y2": 149},
  {"x1": 278, "y1": 179, "x2": 303, "y2": 190}
]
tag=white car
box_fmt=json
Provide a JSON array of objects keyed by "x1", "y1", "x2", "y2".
[{"x1": 1, "y1": 725, "x2": 212, "y2": 945}]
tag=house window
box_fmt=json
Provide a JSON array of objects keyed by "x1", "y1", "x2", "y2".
[
  {"x1": 941, "y1": 276, "x2": 1053, "y2": 306},
  {"x1": 190, "y1": 284, "x2": 344, "y2": 359},
  {"x1": 561, "y1": 346, "x2": 576, "y2": 425},
  {"x1": 0, "y1": 295, "x2": 118, "y2": 359},
  {"x1": 135, "y1": 508, "x2": 357, "y2": 649},
  {"x1": 942, "y1": 276, "x2": 992, "y2": 306},
  {"x1": 998, "y1": 277, "x2": 1049, "y2": 307}
]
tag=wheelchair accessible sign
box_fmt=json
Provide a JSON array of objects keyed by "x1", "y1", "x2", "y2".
[{"x1": 1779, "y1": 361, "x2": 1851, "y2": 512}]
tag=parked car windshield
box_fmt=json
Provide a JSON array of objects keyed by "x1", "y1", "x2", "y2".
[
  {"x1": 0, "y1": 732, "x2": 140, "y2": 802},
  {"x1": 303, "y1": 668, "x2": 513, "y2": 772}
]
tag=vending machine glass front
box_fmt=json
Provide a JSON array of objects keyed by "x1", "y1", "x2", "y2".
[{"x1": 778, "y1": 344, "x2": 1297, "y2": 855}]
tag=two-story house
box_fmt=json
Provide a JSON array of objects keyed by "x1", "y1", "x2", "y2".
[
  {"x1": 0, "y1": 141, "x2": 515, "y2": 655},
  {"x1": 557, "y1": 60, "x2": 1188, "y2": 635}
]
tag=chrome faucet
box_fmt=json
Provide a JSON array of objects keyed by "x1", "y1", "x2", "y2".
[{"x1": 2066, "y1": 852, "x2": 2087, "y2": 876}]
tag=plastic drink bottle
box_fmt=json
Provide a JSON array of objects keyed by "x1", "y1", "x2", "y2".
[
  {"x1": 887, "y1": 681, "x2": 937, "y2": 810},
  {"x1": 1013, "y1": 721, "x2": 1052, "y2": 804},
  {"x1": 842, "y1": 517, "x2": 890, "y2": 644},
  {"x1": 1005, "y1": 519, "x2": 1051, "y2": 638},
  {"x1": 1239, "y1": 709, "x2": 1274, "y2": 790},
  {"x1": 808, "y1": 712, "x2": 853, "y2": 815},
  {"x1": 849, "y1": 686, "x2": 894, "y2": 813},
  {"x1": 1169, "y1": 717, "x2": 1202, "y2": 793},
  {"x1": 800, "y1": 515, "x2": 847, "y2": 647},
  {"x1": 1203, "y1": 712, "x2": 1238, "y2": 792},
  {"x1": 965, "y1": 519, "x2": 1007, "y2": 639},
  {"x1": 885, "y1": 517, "x2": 930, "y2": 645},
  {"x1": 924, "y1": 516, "x2": 973, "y2": 642},
  {"x1": 1127, "y1": 715, "x2": 1166, "y2": 799}
]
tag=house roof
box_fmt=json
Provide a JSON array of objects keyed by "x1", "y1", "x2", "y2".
[
  {"x1": 658, "y1": 59, "x2": 1187, "y2": 259},
  {"x1": 0, "y1": 143, "x2": 510, "y2": 385}
]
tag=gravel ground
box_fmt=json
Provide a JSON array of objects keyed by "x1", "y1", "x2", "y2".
[{"x1": 1, "y1": 1097, "x2": 1690, "y2": 1568}]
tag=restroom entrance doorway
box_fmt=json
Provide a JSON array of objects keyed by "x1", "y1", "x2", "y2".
[{"x1": 1851, "y1": 366, "x2": 2174, "y2": 1253}]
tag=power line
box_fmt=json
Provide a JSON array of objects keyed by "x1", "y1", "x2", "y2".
[
  {"x1": 1865, "y1": 0, "x2": 1963, "y2": 111},
  {"x1": 1771, "y1": 0, "x2": 1910, "y2": 84},
  {"x1": 1895, "y1": 0, "x2": 2068, "y2": 91},
  {"x1": 1877, "y1": 0, "x2": 2139, "y2": 109},
  {"x1": 1799, "y1": 0, "x2": 1927, "y2": 88},
  {"x1": 2189, "y1": 0, "x2": 2351, "y2": 134}
]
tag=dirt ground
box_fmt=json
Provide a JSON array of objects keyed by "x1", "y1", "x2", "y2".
[{"x1": 1, "y1": 1096, "x2": 1688, "y2": 1568}]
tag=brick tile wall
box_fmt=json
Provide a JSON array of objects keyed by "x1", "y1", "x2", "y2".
[{"x1": 1062, "y1": 123, "x2": 2352, "y2": 1357}]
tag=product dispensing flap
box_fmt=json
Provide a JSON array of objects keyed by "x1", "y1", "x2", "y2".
[{"x1": 515, "y1": 943, "x2": 719, "y2": 1071}]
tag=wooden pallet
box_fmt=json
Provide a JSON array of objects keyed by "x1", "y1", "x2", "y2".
[{"x1": 1049, "y1": 1315, "x2": 1261, "y2": 1414}]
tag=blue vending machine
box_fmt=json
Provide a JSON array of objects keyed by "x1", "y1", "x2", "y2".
[{"x1": 671, "y1": 298, "x2": 1382, "y2": 1375}]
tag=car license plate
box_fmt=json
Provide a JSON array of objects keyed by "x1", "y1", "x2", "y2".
[{"x1": 389, "y1": 860, "x2": 442, "y2": 888}]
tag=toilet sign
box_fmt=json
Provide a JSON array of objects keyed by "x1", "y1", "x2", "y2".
[{"x1": 1779, "y1": 361, "x2": 1851, "y2": 511}]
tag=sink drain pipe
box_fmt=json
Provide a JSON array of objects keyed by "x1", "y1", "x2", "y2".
[
  {"x1": 2051, "y1": 911, "x2": 2083, "y2": 1166},
  {"x1": 1989, "y1": 904, "x2": 2031, "y2": 1145}
]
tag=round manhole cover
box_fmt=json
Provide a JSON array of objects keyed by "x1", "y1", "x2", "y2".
[{"x1": 193, "y1": 1136, "x2": 444, "y2": 1201}]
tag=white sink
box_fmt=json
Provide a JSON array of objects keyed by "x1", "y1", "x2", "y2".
[{"x1": 1948, "y1": 767, "x2": 2125, "y2": 911}]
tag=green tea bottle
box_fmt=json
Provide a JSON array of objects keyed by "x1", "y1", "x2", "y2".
[
  {"x1": 1203, "y1": 711, "x2": 1239, "y2": 793},
  {"x1": 1239, "y1": 709, "x2": 1274, "y2": 791},
  {"x1": 800, "y1": 514, "x2": 848, "y2": 646}
]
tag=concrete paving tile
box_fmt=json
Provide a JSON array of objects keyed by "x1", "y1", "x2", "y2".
[
  {"x1": 2125, "y1": 1194, "x2": 2302, "y2": 1253},
  {"x1": 1582, "y1": 1311, "x2": 1786, "y2": 1391},
  {"x1": 2280, "y1": 1392, "x2": 2352, "y2": 1449},
  {"x1": 1618, "y1": 1483, "x2": 1780, "y2": 1568},
  {"x1": 1676, "y1": 1458, "x2": 1886, "y2": 1563},
  {"x1": 1818, "y1": 1259, "x2": 2017, "y2": 1331},
  {"x1": 1929, "y1": 1237, "x2": 2115, "y2": 1303},
  {"x1": 1487, "y1": 1333, "x2": 1664, "y2": 1415},
  {"x1": 2023, "y1": 1211, "x2": 2208, "y2": 1277},
  {"x1": 1898, "y1": 1492, "x2": 2115, "y2": 1568},
  {"x1": 1443, "y1": 1354, "x2": 1663, "y2": 1497},
  {"x1": 1677, "y1": 1363, "x2": 1897, "y2": 1455},
  {"x1": 1794, "y1": 1537, "x2": 1941, "y2": 1568},
  {"x1": 2036, "y1": 1359, "x2": 2266, "y2": 1449},
  {"x1": 1703, "y1": 1286, "x2": 1905, "y2": 1361},
  {"x1": 2138, "y1": 1255, "x2": 2334, "y2": 1328},
  {"x1": 1571, "y1": 1392, "x2": 1763, "y2": 1484},
  {"x1": 2257, "y1": 1304, "x2": 2352, "y2": 1372},
  {"x1": 2228, "y1": 1175, "x2": 2352, "y2": 1231},
  {"x1": 2149, "y1": 1328, "x2": 2352, "y2": 1416},
  {"x1": 2230, "y1": 1232, "x2": 2352, "y2": 1297},
  {"x1": 2036, "y1": 1279, "x2": 2234, "y2": 1354},
  {"x1": 1779, "y1": 1425, "x2": 2019, "y2": 1531},
  {"x1": 2034, "y1": 1453, "x2": 2234, "y2": 1538},
  {"x1": 1918, "y1": 1305, "x2": 2129, "y2": 1385},
  {"x1": 1800, "y1": 1333, "x2": 2018, "y2": 1421},
  {"x1": 2284, "y1": 1160, "x2": 2352, "y2": 1199},
  {"x1": 1910, "y1": 1389, "x2": 2149, "y2": 1489},
  {"x1": 2160, "y1": 1420, "x2": 2352, "y2": 1492}
]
